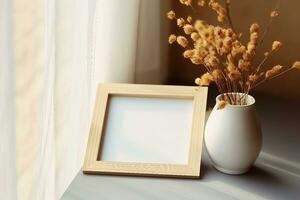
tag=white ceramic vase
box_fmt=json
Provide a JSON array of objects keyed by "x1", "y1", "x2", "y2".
[{"x1": 205, "y1": 93, "x2": 262, "y2": 175}]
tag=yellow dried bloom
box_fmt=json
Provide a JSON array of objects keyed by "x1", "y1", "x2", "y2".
[
  {"x1": 183, "y1": 50, "x2": 194, "y2": 58},
  {"x1": 204, "y1": 55, "x2": 219, "y2": 67},
  {"x1": 177, "y1": 36, "x2": 189, "y2": 47},
  {"x1": 202, "y1": 73, "x2": 213, "y2": 81},
  {"x1": 243, "y1": 52, "x2": 252, "y2": 61},
  {"x1": 223, "y1": 37, "x2": 233, "y2": 48},
  {"x1": 214, "y1": 26, "x2": 223, "y2": 37},
  {"x1": 195, "y1": 77, "x2": 201, "y2": 85},
  {"x1": 238, "y1": 59, "x2": 251, "y2": 71},
  {"x1": 292, "y1": 61, "x2": 300, "y2": 69},
  {"x1": 212, "y1": 69, "x2": 223, "y2": 80},
  {"x1": 207, "y1": 25, "x2": 215, "y2": 35},
  {"x1": 217, "y1": 15, "x2": 226, "y2": 23},
  {"x1": 194, "y1": 20, "x2": 206, "y2": 32},
  {"x1": 208, "y1": 46, "x2": 216, "y2": 56},
  {"x1": 180, "y1": 0, "x2": 192, "y2": 6},
  {"x1": 210, "y1": 56, "x2": 220, "y2": 66},
  {"x1": 249, "y1": 74, "x2": 259, "y2": 83},
  {"x1": 183, "y1": 24, "x2": 194, "y2": 35},
  {"x1": 196, "y1": 73, "x2": 214, "y2": 86},
  {"x1": 167, "y1": 10, "x2": 176, "y2": 20},
  {"x1": 216, "y1": 39, "x2": 223, "y2": 50},
  {"x1": 177, "y1": 18, "x2": 185, "y2": 27},
  {"x1": 265, "y1": 65, "x2": 283, "y2": 78},
  {"x1": 250, "y1": 23, "x2": 259, "y2": 33},
  {"x1": 168, "y1": 34, "x2": 177, "y2": 44},
  {"x1": 243, "y1": 27, "x2": 259, "y2": 59},
  {"x1": 226, "y1": 54, "x2": 234, "y2": 63},
  {"x1": 209, "y1": 1, "x2": 226, "y2": 22},
  {"x1": 264, "y1": 52, "x2": 269, "y2": 57},
  {"x1": 230, "y1": 48, "x2": 238, "y2": 57},
  {"x1": 229, "y1": 69, "x2": 241, "y2": 81},
  {"x1": 224, "y1": 29, "x2": 232, "y2": 37},
  {"x1": 191, "y1": 57, "x2": 202, "y2": 65},
  {"x1": 272, "y1": 41, "x2": 283, "y2": 51},
  {"x1": 195, "y1": 39, "x2": 209, "y2": 49},
  {"x1": 187, "y1": 16, "x2": 193, "y2": 23},
  {"x1": 217, "y1": 100, "x2": 227, "y2": 110},
  {"x1": 222, "y1": 94, "x2": 231, "y2": 103},
  {"x1": 227, "y1": 61, "x2": 236, "y2": 71},
  {"x1": 237, "y1": 45, "x2": 246, "y2": 54},
  {"x1": 194, "y1": 48, "x2": 208, "y2": 59},
  {"x1": 247, "y1": 43, "x2": 256, "y2": 54},
  {"x1": 202, "y1": 30, "x2": 211, "y2": 39},
  {"x1": 270, "y1": 11, "x2": 279, "y2": 18},
  {"x1": 197, "y1": 0, "x2": 206, "y2": 6},
  {"x1": 191, "y1": 32, "x2": 200, "y2": 41},
  {"x1": 197, "y1": 76, "x2": 213, "y2": 86},
  {"x1": 220, "y1": 47, "x2": 229, "y2": 55},
  {"x1": 250, "y1": 32, "x2": 259, "y2": 44}
]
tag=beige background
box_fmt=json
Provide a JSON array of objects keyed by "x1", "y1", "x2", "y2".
[{"x1": 136, "y1": 0, "x2": 300, "y2": 100}]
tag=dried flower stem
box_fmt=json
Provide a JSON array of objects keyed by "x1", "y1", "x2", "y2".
[
  {"x1": 224, "y1": 0, "x2": 236, "y2": 33},
  {"x1": 189, "y1": 5, "x2": 197, "y2": 14},
  {"x1": 219, "y1": 69, "x2": 235, "y2": 103},
  {"x1": 254, "y1": 50, "x2": 274, "y2": 74},
  {"x1": 251, "y1": 67, "x2": 293, "y2": 90},
  {"x1": 258, "y1": 0, "x2": 281, "y2": 47}
]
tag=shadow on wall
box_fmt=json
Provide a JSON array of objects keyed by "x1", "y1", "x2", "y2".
[
  {"x1": 166, "y1": 0, "x2": 300, "y2": 101},
  {"x1": 135, "y1": 0, "x2": 172, "y2": 84}
]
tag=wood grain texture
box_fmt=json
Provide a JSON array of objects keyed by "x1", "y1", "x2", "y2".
[{"x1": 83, "y1": 83, "x2": 208, "y2": 178}]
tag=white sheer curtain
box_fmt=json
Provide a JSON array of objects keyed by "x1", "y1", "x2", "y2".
[
  {"x1": 0, "y1": 0, "x2": 146, "y2": 199},
  {"x1": 0, "y1": 0, "x2": 17, "y2": 199}
]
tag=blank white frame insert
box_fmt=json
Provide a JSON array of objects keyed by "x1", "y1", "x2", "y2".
[{"x1": 100, "y1": 96, "x2": 193, "y2": 165}]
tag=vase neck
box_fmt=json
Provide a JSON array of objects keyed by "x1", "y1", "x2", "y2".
[{"x1": 216, "y1": 93, "x2": 256, "y2": 107}]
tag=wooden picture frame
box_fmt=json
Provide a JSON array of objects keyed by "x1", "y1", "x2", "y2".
[{"x1": 83, "y1": 83, "x2": 208, "y2": 178}]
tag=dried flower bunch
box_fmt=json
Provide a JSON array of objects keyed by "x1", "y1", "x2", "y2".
[{"x1": 167, "y1": 0, "x2": 300, "y2": 107}]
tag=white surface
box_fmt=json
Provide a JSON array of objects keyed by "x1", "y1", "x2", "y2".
[
  {"x1": 101, "y1": 96, "x2": 194, "y2": 165},
  {"x1": 205, "y1": 94, "x2": 262, "y2": 174}
]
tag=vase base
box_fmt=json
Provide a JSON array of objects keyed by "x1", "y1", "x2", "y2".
[{"x1": 213, "y1": 165, "x2": 251, "y2": 175}]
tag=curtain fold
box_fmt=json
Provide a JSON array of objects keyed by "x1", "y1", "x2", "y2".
[
  {"x1": 1, "y1": 0, "x2": 143, "y2": 199},
  {"x1": 0, "y1": 0, "x2": 17, "y2": 199},
  {"x1": 54, "y1": 0, "x2": 90, "y2": 198},
  {"x1": 93, "y1": 0, "x2": 140, "y2": 84}
]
